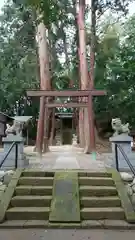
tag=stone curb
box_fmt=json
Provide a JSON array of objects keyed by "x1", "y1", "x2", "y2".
[
  {"x1": 107, "y1": 168, "x2": 135, "y2": 223},
  {"x1": 23, "y1": 169, "x2": 112, "y2": 174},
  {"x1": 0, "y1": 169, "x2": 23, "y2": 223},
  {"x1": 0, "y1": 220, "x2": 135, "y2": 229}
]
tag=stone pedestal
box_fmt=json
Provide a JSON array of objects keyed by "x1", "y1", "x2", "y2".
[
  {"x1": 72, "y1": 134, "x2": 77, "y2": 145},
  {"x1": 110, "y1": 133, "x2": 135, "y2": 171},
  {"x1": 2, "y1": 134, "x2": 28, "y2": 169}
]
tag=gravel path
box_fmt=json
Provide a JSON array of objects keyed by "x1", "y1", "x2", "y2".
[{"x1": 0, "y1": 229, "x2": 135, "y2": 240}]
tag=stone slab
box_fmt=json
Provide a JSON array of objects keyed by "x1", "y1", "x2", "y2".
[
  {"x1": 110, "y1": 133, "x2": 132, "y2": 143},
  {"x1": 1, "y1": 220, "x2": 135, "y2": 229},
  {"x1": 2, "y1": 135, "x2": 24, "y2": 143},
  {"x1": 49, "y1": 172, "x2": 80, "y2": 222}
]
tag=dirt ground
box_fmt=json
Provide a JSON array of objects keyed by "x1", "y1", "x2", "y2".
[{"x1": 96, "y1": 140, "x2": 111, "y2": 153}]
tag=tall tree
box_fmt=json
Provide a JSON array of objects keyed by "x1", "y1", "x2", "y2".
[
  {"x1": 35, "y1": 21, "x2": 51, "y2": 153},
  {"x1": 78, "y1": 0, "x2": 92, "y2": 153}
]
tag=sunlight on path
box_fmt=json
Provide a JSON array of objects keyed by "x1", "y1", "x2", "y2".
[{"x1": 24, "y1": 145, "x2": 112, "y2": 171}]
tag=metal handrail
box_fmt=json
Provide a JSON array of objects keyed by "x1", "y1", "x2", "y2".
[
  {"x1": 0, "y1": 142, "x2": 18, "y2": 169},
  {"x1": 115, "y1": 143, "x2": 135, "y2": 176}
]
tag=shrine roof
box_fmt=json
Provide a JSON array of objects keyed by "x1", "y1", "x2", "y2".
[
  {"x1": 55, "y1": 112, "x2": 73, "y2": 119},
  {"x1": 11, "y1": 116, "x2": 32, "y2": 123},
  {"x1": 0, "y1": 111, "x2": 13, "y2": 120}
]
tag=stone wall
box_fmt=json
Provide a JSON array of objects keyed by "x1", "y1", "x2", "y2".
[{"x1": 121, "y1": 172, "x2": 135, "y2": 210}]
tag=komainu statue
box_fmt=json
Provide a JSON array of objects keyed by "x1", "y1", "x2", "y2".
[
  {"x1": 6, "y1": 120, "x2": 23, "y2": 136},
  {"x1": 111, "y1": 118, "x2": 130, "y2": 136}
]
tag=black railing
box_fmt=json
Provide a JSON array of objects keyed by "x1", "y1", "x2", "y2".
[
  {"x1": 0, "y1": 142, "x2": 18, "y2": 169},
  {"x1": 115, "y1": 143, "x2": 135, "y2": 176}
]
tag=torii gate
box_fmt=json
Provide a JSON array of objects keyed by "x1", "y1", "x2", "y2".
[
  {"x1": 27, "y1": 89, "x2": 106, "y2": 153},
  {"x1": 27, "y1": 0, "x2": 106, "y2": 154}
]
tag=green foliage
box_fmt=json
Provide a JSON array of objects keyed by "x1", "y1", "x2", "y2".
[
  {"x1": 0, "y1": 1, "x2": 39, "y2": 135},
  {"x1": 94, "y1": 0, "x2": 134, "y2": 15},
  {"x1": 94, "y1": 13, "x2": 135, "y2": 126},
  {"x1": 13, "y1": 0, "x2": 62, "y2": 26},
  {"x1": 1, "y1": 0, "x2": 135, "y2": 137}
]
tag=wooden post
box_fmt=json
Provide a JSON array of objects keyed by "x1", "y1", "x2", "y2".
[
  {"x1": 36, "y1": 96, "x2": 45, "y2": 154},
  {"x1": 61, "y1": 118, "x2": 63, "y2": 145},
  {"x1": 26, "y1": 127, "x2": 29, "y2": 146},
  {"x1": 88, "y1": 93, "x2": 95, "y2": 151},
  {"x1": 43, "y1": 101, "x2": 50, "y2": 153}
]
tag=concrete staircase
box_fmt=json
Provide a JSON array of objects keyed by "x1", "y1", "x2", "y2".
[
  {"x1": 79, "y1": 172, "x2": 125, "y2": 220},
  {"x1": 6, "y1": 171, "x2": 54, "y2": 221},
  {"x1": 0, "y1": 169, "x2": 135, "y2": 228}
]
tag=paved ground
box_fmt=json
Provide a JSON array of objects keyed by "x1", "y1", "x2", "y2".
[
  {"x1": 0, "y1": 144, "x2": 133, "y2": 171},
  {"x1": 24, "y1": 145, "x2": 113, "y2": 171},
  {"x1": 0, "y1": 229, "x2": 135, "y2": 240}
]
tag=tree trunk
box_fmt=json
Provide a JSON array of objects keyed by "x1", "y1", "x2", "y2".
[
  {"x1": 35, "y1": 22, "x2": 51, "y2": 153},
  {"x1": 78, "y1": 0, "x2": 90, "y2": 152},
  {"x1": 89, "y1": 0, "x2": 96, "y2": 89},
  {"x1": 49, "y1": 108, "x2": 55, "y2": 145},
  {"x1": 89, "y1": 0, "x2": 97, "y2": 150},
  {"x1": 71, "y1": 0, "x2": 80, "y2": 145},
  {"x1": 62, "y1": 25, "x2": 70, "y2": 71},
  {"x1": 37, "y1": 23, "x2": 51, "y2": 90}
]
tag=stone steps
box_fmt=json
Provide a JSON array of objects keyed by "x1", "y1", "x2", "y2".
[
  {"x1": 81, "y1": 207, "x2": 125, "y2": 220},
  {"x1": 11, "y1": 196, "x2": 52, "y2": 207},
  {"x1": 15, "y1": 185, "x2": 117, "y2": 197},
  {"x1": 22, "y1": 170, "x2": 112, "y2": 178},
  {"x1": 4, "y1": 170, "x2": 53, "y2": 222},
  {"x1": 79, "y1": 177, "x2": 114, "y2": 186},
  {"x1": 2, "y1": 169, "x2": 135, "y2": 226},
  {"x1": 6, "y1": 207, "x2": 50, "y2": 220},
  {"x1": 11, "y1": 195, "x2": 122, "y2": 209},
  {"x1": 79, "y1": 186, "x2": 117, "y2": 196},
  {"x1": 15, "y1": 186, "x2": 53, "y2": 195},
  {"x1": 79, "y1": 173, "x2": 125, "y2": 220},
  {"x1": 80, "y1": 196, "x2": 121, "y2": 207},
  {"x1": 18, "y1": 177, "x2": 54, "y2": 186},
  {"x1": 19, "y1": 176, "x2": 114, "y2": 186},
  {"x1": 22, "y1": 170, "x2": 54, "y2": 177},
  {"x1": 78, "y1": 172, "x2": 112, "y2": 178}
]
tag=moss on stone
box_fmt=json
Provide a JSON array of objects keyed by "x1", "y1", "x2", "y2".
[
  {"x1": 0, "y1": 169, "x2": 23, "y2": 223},
  {"x1": 49, "y1": 172, "x2": 80, "y2": 222},
  {"x1": 107, "y1": 168, "x2": 135, "y2": 223}
]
